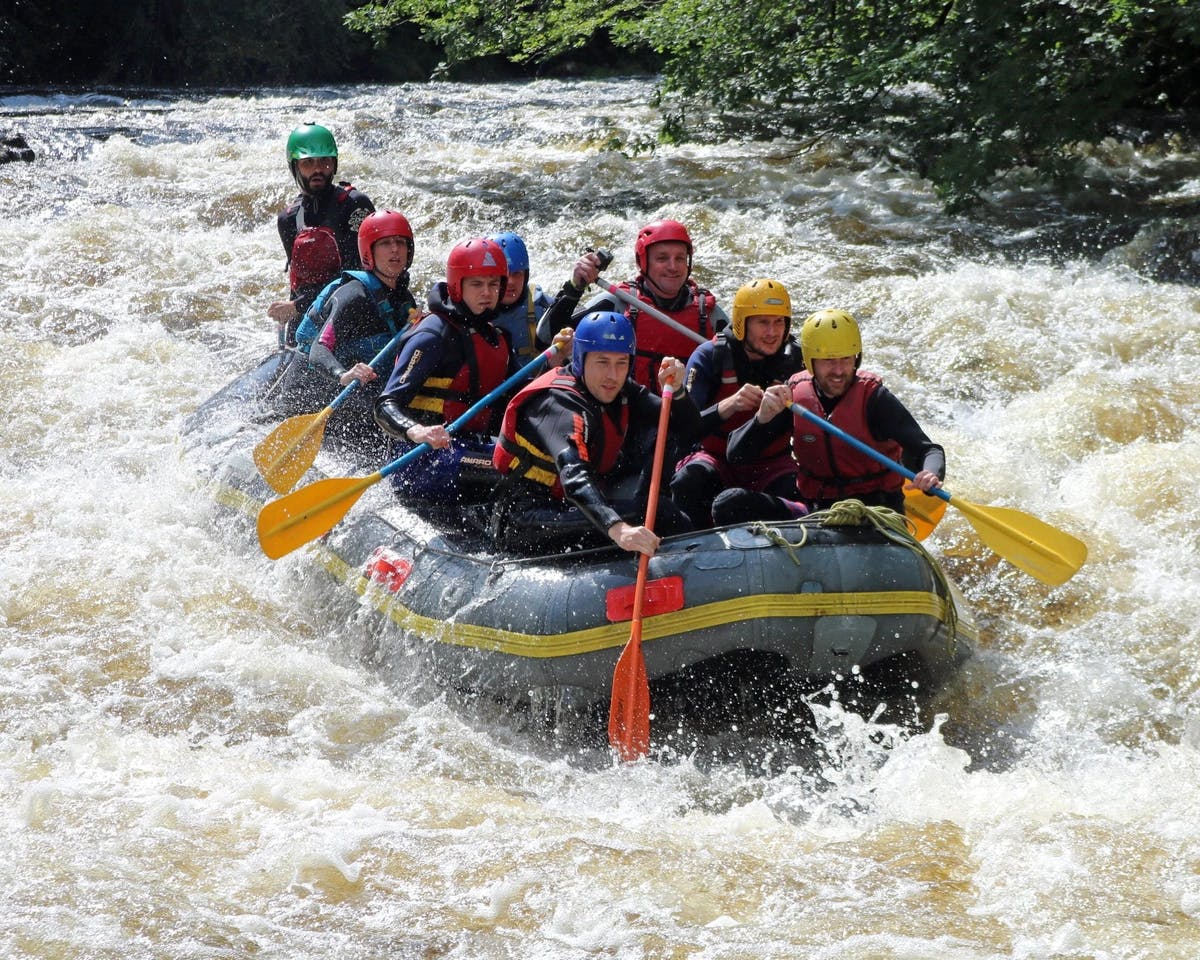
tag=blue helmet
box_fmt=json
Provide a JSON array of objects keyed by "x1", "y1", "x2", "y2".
[
  {"x1": 489, "y1": 231, "x2": 530, "y2": 274},
  {"x1": 571, "y1": 311, "x2": 636, "y2": 378}
]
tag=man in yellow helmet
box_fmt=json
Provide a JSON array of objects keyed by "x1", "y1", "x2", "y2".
[
  {"x1": 669, "y1": 278, "x2": 807, "y2": 527},
  {"x1": 716, "y1": 309, "x2": 943, "y2": 524}
]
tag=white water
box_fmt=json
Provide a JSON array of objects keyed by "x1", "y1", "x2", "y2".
[{"x1": 2, "y1": 80, "x2": 1200, "y2": 958}]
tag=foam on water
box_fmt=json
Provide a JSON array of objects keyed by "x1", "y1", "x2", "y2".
[{"x1": 3, "y1": 81, "x2": 1200, "y2": 958}]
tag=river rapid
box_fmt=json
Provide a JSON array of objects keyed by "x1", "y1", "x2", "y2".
[{"x1": 2, "y1": 80, "x2": 1199, "y2": 958}]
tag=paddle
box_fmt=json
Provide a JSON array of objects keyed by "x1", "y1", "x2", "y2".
[
  {"x1": 904, "y1": 484, "x2": 948, "y2": 541},
  {"x1": 257, "y1": 341, "x2": 564, "y2": 560},
  {"x1": 608, "y1": 383, "x2": 675, "y2": 761},
  {"x1": 789, "y1": 403, "x2": 1087, "y2": 585},
  {"x1": 253, "y1": 328, "x2": 410, "y2": 494},
  {"x1": 594, "y1": 278, "x2": 708, "y2": 347}
]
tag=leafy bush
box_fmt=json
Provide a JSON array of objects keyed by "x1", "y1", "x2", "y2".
[{"x1": 346, "y1": 0, "x2": 1200, "y2": 207}]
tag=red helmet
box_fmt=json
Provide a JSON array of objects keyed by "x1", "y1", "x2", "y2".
[
  {"x1": 634, "y1": 218, "x2": 693, "y2": 275},
  {"x1": 446, "y1": 236, "x2": 508, "y2": 302},
  {"x1": 358, "y1": 210, "x2": 414, "y2": 271}
]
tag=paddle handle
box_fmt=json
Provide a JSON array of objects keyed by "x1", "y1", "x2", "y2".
[
  {"x1": 379, "y1": 343, "x2": 561, "y2": 481},
  {"x1": 327, "y1": 326, "x2": 411, "y2": 411},
  {"x1": 629, "y1": 384, "x2": 674, "y2": 625},
  {"x1": 642, "y1": 384, "x2": 674, "y2": 533},
  {"x1": 595, "y1": 279, "x2": 708, "y2": 347},
  {"x1": 789, "y1": 402, "x2": 953, "y2": 504}
]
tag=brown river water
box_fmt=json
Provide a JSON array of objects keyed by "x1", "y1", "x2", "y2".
[{"x1": 2, "y1": 79, "x2": 1199, "y2": 958}]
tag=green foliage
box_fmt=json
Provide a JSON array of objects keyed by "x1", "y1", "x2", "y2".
[
  {"x1": 345, "y1": 0, "x2": 647, "y2": 68},
  {"x1": 342, "y1": 0, "x2": 1200, "y2": 207},
  {"x1": 8, "y1": 0, "x2": 1199, "y2": 207},
  {"x1": 627, "y1": 0, "x2": 1200, "y2": 206}
]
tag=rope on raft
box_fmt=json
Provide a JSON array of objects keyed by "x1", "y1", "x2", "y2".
[{"x1": 751, "y1": 498, "x2": 959, "y2": 649}]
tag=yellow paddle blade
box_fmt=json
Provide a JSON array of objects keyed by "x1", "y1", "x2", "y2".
[
  {"x1": 904, "y1": 484, "x2": 948, "y2": 541},
  {"x1": 257, "y1": 471, "x2": 383, "y2": 559},
  {"x1": 253, "y1": 408, "x2": 332, "y2": 494},
  {"x1": 950, "y1": 496, "x2": 1087, "y2": 586}
]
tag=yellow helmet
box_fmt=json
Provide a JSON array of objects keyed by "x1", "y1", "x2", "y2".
[
  {"x1": 730, "y1": 278, "x2": 791, "y2": 340},
  {"x1": 800, "y1": 309, "x2": 862, "y2": 374}
]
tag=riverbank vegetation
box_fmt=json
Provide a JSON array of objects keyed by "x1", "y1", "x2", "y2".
[
  {"x1": 1, "y1": 0, "x2": 442, "y2": 86},
  {"x1": 347, "y1": 0, "x2": 1200, "y2": 208},
  {"x1": 4, "y1": 0, "x2": 1199, "y2": 208}
]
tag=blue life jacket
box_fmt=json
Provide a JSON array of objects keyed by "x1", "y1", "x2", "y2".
[
  {"x1": 295, "y1": 270, "x2": 407, "y2": 358},
  {"x1": 493, "y1": 285, "x2": 552, "y2": 360}
]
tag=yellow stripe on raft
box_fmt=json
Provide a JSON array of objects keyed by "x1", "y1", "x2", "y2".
[
  {"x1": 216, "y1": 480, "x2": 978, "y2": 659},
  {"x1": 345, "y1": 558, "x2": 979, "y2": 659}
]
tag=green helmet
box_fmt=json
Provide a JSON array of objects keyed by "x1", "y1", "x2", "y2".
[
  {"x1": 800, "y1": 309, "x2": 862, "y2": 374},
  {"x1": 286, "y1": 123, "x2": 338, "y2": 161}
]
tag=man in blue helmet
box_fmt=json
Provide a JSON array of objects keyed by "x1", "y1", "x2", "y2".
[
  {"x1": 267, "y1": 123, "x2": 375, "y2": 344},
  {"x1": 489, "y1": 231, "x2": 554, "y2": 362},
  {"x1": 490, "y1": 311, "x2": 701, "y2": 556}
]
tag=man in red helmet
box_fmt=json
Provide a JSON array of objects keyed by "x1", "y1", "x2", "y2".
[
  {"x1": 304, "y1": 210, "x2": 419, "y2": 385},
  {"x1": 373, "y1": 236, "x2": 519, "y2": 511},
  {"x1": 536, "y1": 219, "x2": 728, "y2": 392},
  {"x1": 267, "y1": 123, "x2": 374, "y2": 344}
]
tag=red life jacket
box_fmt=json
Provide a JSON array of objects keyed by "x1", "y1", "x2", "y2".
[
  {"x1": 494, "y1": 369, "x2": 630, "y2": 498},
  {"x1": 699, "y1": 336, "x2": 792, "y2": 460},
  {"x1": 408, "y1": 322, "x2": 511, "y2": 433},
  {"x1": 616, "y1": 278, "x2": 716, "y2": 391},
  {"x1": 289, "y1": 226, "x2": 341, "y2": 293},
  {"x1": 789, "y1": 370, "x2": 904, "y2": 501}
]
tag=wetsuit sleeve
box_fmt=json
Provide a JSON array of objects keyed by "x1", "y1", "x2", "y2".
[
  {"x1": 519, "y1": 392, "x2": 624, "y2": 534},
  {"x1": 291, "y1": 283, "x2": 322, "y2": 318},
  {"x1": 725, "y1": 405, "x2": 791, "y2": 465},
  {"x1": 336, "y1": 190, "x2": 375, "y2": 270},
  {"x1": 559, "y1": 460, "x2": 623, "y2": 533},
  {"x1": 535, "y1": 289, "x2": 617, "y2": 348},
  {"x1": 307, "y1": 341, "x2": 343, "y2": 380},
  {"x1": 305, "y1": 283, "x2": 366, "y2": 380},
  {"x1": 372, "y1": 329, "x2": 447, "y2": 438},
  {"x1": 627, "y1": 380, "x2": 703, "y2": 449},
  {"x1": 682, "y1": 343, "x2": 723, "y2": 436},
  {"x1": 868, "y1": 387, "x2": 946, "y2": 479},
  {"x1": 277, "y1": 206, "x2": 297, "y2": 264},
  {"x1": 666, "y1": 387, "x2": 703, "y2": 444}
]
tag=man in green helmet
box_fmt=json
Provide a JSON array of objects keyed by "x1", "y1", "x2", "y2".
[{"x1": 267, "y1": 122, "x2": 375, "y2": 344}]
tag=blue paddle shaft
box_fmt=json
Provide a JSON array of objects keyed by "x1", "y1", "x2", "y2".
[
  {"x1": 380, "y1": 345, "x2": 558, "y2": 480},
  {"x1": 789, "y1": 402, "x2": 952, "y2": 505}
]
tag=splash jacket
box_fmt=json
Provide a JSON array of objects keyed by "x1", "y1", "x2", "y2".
[
  {"x1": 684, "y1": 332, "x2": 805, "y2": 460},
  {"x1": 374, "y1": 281, "x2": 514, "y2": 440},
  {"x1": 299, "y1": 270, "x2": 418, "y2": 374},
  {"x1": 536, "y1": 277, "x2": 729, "y2": 392},
  {"x1": 492, "y1": 369, "x2": 701, "y2": 535},
  {"x1": 277, "y1": 180, "x2": 374, "y2": 314},
  {"x1": 493, "y1": 283, "x2": 553, "y2": 362}
]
